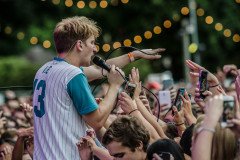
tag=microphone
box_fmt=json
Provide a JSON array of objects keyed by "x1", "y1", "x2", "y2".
[{"x1": 92, "y1": 56, "x2": 111, "y2": 72}]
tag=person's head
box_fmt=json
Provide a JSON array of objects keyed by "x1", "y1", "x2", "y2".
[
  {"x1": 102, "y1": 116, "x2": 150, "y2": 160},
  {"x1": 211, "y1": 124, "x2": 237, "y2": 160},
  {"x1": 192, "y1": 122, "x2": 238, "y2": 160},
  {"x1": 147, "y1": 139, "x2": 185, "y2": 160},
  {"x1": 54, "y1": 16, "x2": 101, "y2": 66},
  {"x1": 180, "y1": 124, "x2": 194, "y2": 156}
]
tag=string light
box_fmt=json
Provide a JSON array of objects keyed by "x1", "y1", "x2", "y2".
[
  {"x1": 163, "y1": 20, "x2": 172, "y2": 28},
  {"x1": 144, "y1": 31, "x2": 152, "y2": 39},
  {"x1": 17, "y1": 32, "x2": 25, "y2": 40},
  {"x1": 223, "y1": 29, "x2": 231, "y2": 37},
  {"x1": 197, "y1": 7, "x2": 239, "y2": 42},
  {"x1": 4, "y1": 26, "x2": 12, "y2": 34},
  {"x1": 123, "y1": 39, "x2": 132, "y2": 46},
  {"x1": 134, "y1": 35, "x2": 142, "y2": 44},
  {"x1": 30, "y1": 37, "x2": 38, "y2": 45},
  {"x1": 233, "y1": 34, "x2": 240, "y2": 42},
  {"x1": 77, "y1": 1, "x2": 85, "y2": 9},
  {"x1": 89, "y1": 1, "x2": 97, "y2": 9},
  {"x1": 181, "y1": 7, "x2": 189, "y2": 15},
  {"x1": 196, "y1": 8, "x2": 205, "y2": 16},
  {"x1": 96, "y1": 45, "x2": 100, "y2": 52},
  {"x1": 236, "y1": 0, "x2": 240, "y2": 3},
  {"x1": 65, "y1": 0, "x2": 73, "y2": 7},
  {"x1": 205, "y1": 16, "x2": 213, "y2": 24},
  {"x1": 153, "y1": 26, "x2": 162, "y2": 34},
  {"x1": 102, "y1": 43, "x2": 110, "y2": 52},
  {"x1": 52, "y1": 0, "x2": 60, "y2": 5},
  {"x1": 43, "y1": 40, "x2": 51, "y2": 48},
  {"x1": 121, "y1": 0, "x2": 129, "y2": 4},
  {"x1": 100, "y1": 0, "x2": 108, "y2": 8},
  {"x1": 172, "y1": 14, "x2": 180, "y2": 22},
  {"x1": 215, "y1": 23, "x2": 223, "y2": 31},
  {"x1": 113, "y1": 41, "x2": 121, "y2": 49}
]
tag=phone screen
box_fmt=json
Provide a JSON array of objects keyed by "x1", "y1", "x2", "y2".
[
  {"x1": 221, "y1": 96, "x2": 235, "y2": 128},
  {"x1": 173, "y1": 88, "x2": 185, "y2": 111},
  {"x1": 125, "y1": 83, "x2": 136, "y2": 98},
  {"x1": 198, "y1": 70, "x2": 208, "y2": 99},
  {"x1": 159, "y1": 91, "x2": 171, "y2": 110}
]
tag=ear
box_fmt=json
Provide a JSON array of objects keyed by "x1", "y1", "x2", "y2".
[{"x1": 76, "y1": 40, "x2": 83, "y2": 52}]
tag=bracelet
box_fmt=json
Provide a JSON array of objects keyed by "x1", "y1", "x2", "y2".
[
  {"x1": 208, "y1": 83, "x2": 220, "y2": 88},
  {"x1": 129, "y1": 109, "x2": 138, "y2": 115},
  {"x1": 128, "y1": 52, "x2": 135, "y2": 62},
  {"x1": 196, "y1": 126, "x2": 215, "y2": 134},
  {"x1": 175, "y1": 122, "x2": 185, "y2": 126}
]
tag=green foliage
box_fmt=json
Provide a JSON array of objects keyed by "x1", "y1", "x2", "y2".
[
  {"x1": 0, "y1": 0, "x2": 239, "y2": 86},
  {"x1": 0, "y1": 57, "x2": 39, "y2": 87}
]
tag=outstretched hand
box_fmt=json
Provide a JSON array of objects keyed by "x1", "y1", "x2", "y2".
[
  {"x1": 185, "y1": 59, "x2": 219, "y2": 86},
  {"x1": 133, "y1": 48, "x2": 165, "y2": 60}
]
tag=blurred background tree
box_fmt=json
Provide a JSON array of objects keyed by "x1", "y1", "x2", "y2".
[{"x1": 0, "y1": 0, "x2": 239, "y2": 86}]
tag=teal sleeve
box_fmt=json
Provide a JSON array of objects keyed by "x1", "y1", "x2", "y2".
[{"x1": 67, "y1": 73, "x2": 98, "y2": 115}]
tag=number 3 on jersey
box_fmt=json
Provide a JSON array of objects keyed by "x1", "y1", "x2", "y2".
[{"x1": 34, "y1": 79, "x2": 46, "y2": 118}]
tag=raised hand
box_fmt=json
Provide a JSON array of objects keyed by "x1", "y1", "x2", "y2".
[
  {"x1": 133, "y1": 48, "x2": 165, "y2": 60},
  {"x1": 185, "y1": 59, "x2": 219, "y2": 86},
  {"x1": 194, "y1": 87, "x2": 213, "y2": 111},
  {"x1": 180, "y1": 91, "x2": 197, "y2": 125},
  {"x1": 223, "y1": 64, "x2": 238, "y2": 77},
  {"x1": 0, "y1": 144, "x2": 13, "y2": 160},
  {"x1": 20, "y1": 103, "x2": 33, "y2": 125},
  {"x1": 76, "y1": 137, "x2": 92, "y2": 160},
  {"x1": 16, "y1": 127, "x2": 34, "y2": 138},
  {"x1": 118, "y1": 92, "x2": 137, "y2": 114},
  {"x1": 128, "y1": 67, "x2": 141, "y2": 99}
]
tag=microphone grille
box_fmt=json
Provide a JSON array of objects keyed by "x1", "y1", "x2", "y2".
[{"x1": 92, "y1": 56, "x2": 102, "y2": 65}]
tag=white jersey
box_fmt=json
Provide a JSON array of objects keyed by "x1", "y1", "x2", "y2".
[{"x1": 33, "y1": 58, "x2": 98, "y2": 160}]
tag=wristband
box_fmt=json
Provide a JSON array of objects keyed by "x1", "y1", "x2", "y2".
[
  {"x1": 196, "y1": 126, "x2": 215, "y2": 134},
  {"x1": 128, "y1": 52, "x2": 135, "y2": 62},
  {"x1": 129, "y1": 109, "x2": 138, "y2": 115}
]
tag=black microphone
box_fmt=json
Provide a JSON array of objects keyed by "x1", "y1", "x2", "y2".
[{"x1": 92, "y1": 56, "x2": 111, "y2": 72}]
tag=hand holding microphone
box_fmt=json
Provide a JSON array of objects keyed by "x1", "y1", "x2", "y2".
[{"x1": 92, "y1": 56, "x2": 126, "y2": 86}]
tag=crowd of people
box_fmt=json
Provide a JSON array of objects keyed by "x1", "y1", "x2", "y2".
[{"x1": 0, "y1": 16, "x2": 240, "y2": 160}]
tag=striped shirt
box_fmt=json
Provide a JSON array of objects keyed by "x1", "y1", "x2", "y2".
[{"x1": 33, "y1": 57, "x2": 98, "y2": 160}]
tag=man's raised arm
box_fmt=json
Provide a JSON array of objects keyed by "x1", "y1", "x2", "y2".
[{"x1": 83, "y1": 48, "x2": 165, "y2": 81}]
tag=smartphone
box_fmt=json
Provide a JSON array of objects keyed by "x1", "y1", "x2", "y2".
[
  {"x1": 162, "y1": 79, "x2": 174, "y2": 90},
  {"x1": 125, "y1": 82, "x2": 136, "y2": 98},
  {"x1": 158, "y1": 91, "x2": 171, "y2": 109},
  {"x1": 198, "y1": 70, "x2": 208, "y2": 99},
  {"x1": 220, "y1": 96, "x2": 235, "y2": 128},
  {"x1": 173, "y1": 88, "x2": 185, "y2": 111}
]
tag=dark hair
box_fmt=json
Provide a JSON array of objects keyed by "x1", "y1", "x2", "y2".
[
  {"x1": 180, "y1": 124, "x2": 194, "y2": 156},
  {"x1": 102, "y1": 115, "x2": 150, "y2": 152},
  {"x1": 165, "y1": 123, "x2": 179, "y2": 139},
  {"x1": 147, "y1": 139, "x2": 184, "y2": 160}
]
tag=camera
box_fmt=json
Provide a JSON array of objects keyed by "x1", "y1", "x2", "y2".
[{"x1": 220, "y1": 95, "x2": 235, "y2": 128}]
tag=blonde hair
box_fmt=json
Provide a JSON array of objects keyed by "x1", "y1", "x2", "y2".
[
  {"x1": 53, "y1": 16, "x2": 101, "y2": 53},
  {"x1": 193, "y1": 117, "x2": 237, "y2": 160}
]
